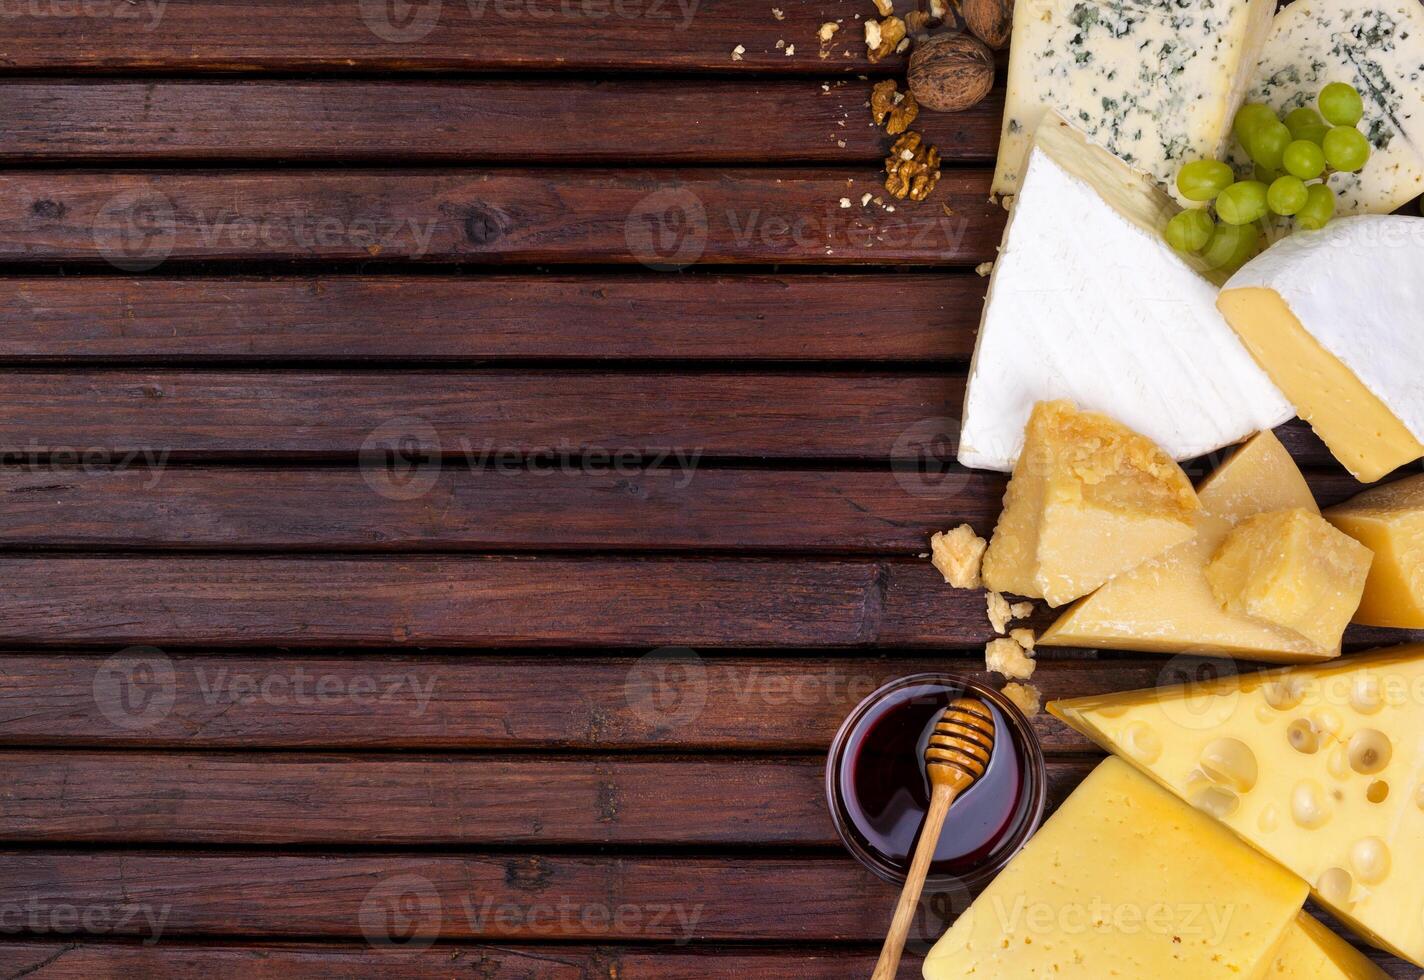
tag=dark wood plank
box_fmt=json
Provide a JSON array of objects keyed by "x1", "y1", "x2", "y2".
[
  {"x1": 0, "y1": 81, "x2": 1001, "y2": 164},
  {"x1": 0, "y1": 940, "x2": 1411, "y2": 979},
  {"x1": 0, "y1": 0, "x2": 899, "y2": 74},
  {"x1": 0, "y1": 274, "x2": 979, "y2": 362},
  {"x1": 0, "y1": 653, "x2": 1128, "y2": 752},
  {"x1": 0, "y1": 556, "x2": 1410, "y2": 649},
  {"x1": 0, "y1": 169, "x2": 1002, "y2": 267},
  {"x1": 0, "y1": 370, "x2": 1343, "y2": 467},
  {"x1": 0, "y1": 752, "x2": 1094, "y2": 845}
]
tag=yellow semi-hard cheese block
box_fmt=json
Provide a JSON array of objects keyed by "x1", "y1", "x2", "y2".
[
  {"x1": 1040, "y1": 430, "x2": 1338, "y2": 662},
  {"x1": 981, "y1": 400, "x2": 1199, "y2": 607},
  {"x1": 922, "y1": 757, "x2": 1307, "y2": 978},
  {"x1": 1325, "y1": 475, "x2": 1424, "y2": 628},
  {"x1": 1264, "y1": 914, "x2": 1390, "y2": 979},
  {"x1": 1206, "y1": 507, "x2": 1372, "y2": 654},
  {"x1": 1050, "y1": 646, "x2": 1424, "y2": 967}
]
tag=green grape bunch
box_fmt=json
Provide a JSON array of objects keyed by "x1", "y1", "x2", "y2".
[{"x1": 1163, "y1": 81, "x2": 1371, "y2": 272}]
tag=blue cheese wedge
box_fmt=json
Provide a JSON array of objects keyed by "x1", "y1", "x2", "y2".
[
  {"x1": 960, "y1": 115, "x2": 1292, "y2": 472},
  {"x1": 994, "y1": 0, "x2": 1275, "y2": 203},
  {"x1": 1242, "y1": 0, "x2": 1424, "y2": 215}
]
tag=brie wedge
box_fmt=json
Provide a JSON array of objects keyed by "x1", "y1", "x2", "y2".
[{"x1": 959, "y1": 115, "x2": 1293, "y2": 472}]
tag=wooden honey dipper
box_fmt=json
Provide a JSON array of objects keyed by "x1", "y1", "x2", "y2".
[{"x1": 870, "y1": 697, "x2": 996, "y2": 980}]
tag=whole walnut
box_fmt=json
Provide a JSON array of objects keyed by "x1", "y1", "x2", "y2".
[
  {"x1": 963, "y1": 0, "x2": 1013, "y2": 48},
  {"x1": 907, "y1": 31, "x2": 995, "y2": 112}
]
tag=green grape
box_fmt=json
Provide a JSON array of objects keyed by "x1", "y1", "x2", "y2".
[
  {"x1": 1234, "y1": 102, "x2": 1279, "y2": 143},
  {"x1": 1216, "y1": 180, "x2": 1270, "y2": 225},
  {"x1": 1284, "y1": 106, "x2": 1329, "y2": 144},
  {"x1": 1295, "y1": 183, "x2": 1336, "y2": 229},
  {"x1": 1176, "y1": 159, "x2": 1235, "y2": 202},
  {"x1": 1164, "y1": 209, "x2": 1215, "y2": 252},
  {"x1": 1245, "y1": 120, "x2": 1292, "y2": 171},
  {"x1": 1200, "y1": 223, "x2": 1261, "y2": 274},
  {"x1": 1322, "y1": 126, "x2": 1370, "y2": 172},
  {"x1": 1267, "y1": 175, "x2": 1309, "y2": 216},
  {"x1": 1319, "y1": 82, "x2": 1365, "y2": 126},
  {"x1": 1253, "y1": 164, "x2": 1282, "y2": 184},
  {"x1": 1282, "y1": 139, "x2": 1326, "y2": 179}
]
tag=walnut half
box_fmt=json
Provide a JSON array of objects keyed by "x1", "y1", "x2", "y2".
[
  {"x1": 885, "y1": 131, "x2": 941, "y2": 202},
  {"x1": 870, "y1": 79, "x2": 919, "y2": 136},
  {"x1": 864, "y1": 15, "x2": 906, "y2": 61}
]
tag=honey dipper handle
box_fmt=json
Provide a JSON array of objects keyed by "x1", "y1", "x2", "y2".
[{"x1": 869, "y1": 780, "x2": 960, "y2": 980}]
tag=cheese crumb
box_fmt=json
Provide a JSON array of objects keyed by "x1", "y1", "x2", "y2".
[
  {"x1": 861, "y1": 192, "x2": 873, "y2": 206},
  {"x1": 1010, "y1": 600, "x2": 1035, "y2": 620},
  {"x1": 731, "y1": 44, "x2": 745, "y2": 60},
  {"x1": 864, "y1": 19, "x2": 882, "y2": 52},
  {"x1": 785, "y1": 43, "x2": 795, "y2": 55},
  {"x1": 987, "y1": 591, "x2": 1012, "y2": 634},
  {"x1": 839, "y1": 197, "x2": 852, "y2": 208},
  {"x1": 1010, "y1": 627, "x2": 1036, "y2": 651},
  {"x1": 818, "y1": 21, "x2": 839, "y2": 42},
  {"x1": 894, "y1": 36, "x2": 910, "y2": 53},
  {"x1": 975, "y1": 261, "x2": 994, "y2": 277},
  {"x1": 771, "y1": 5, "x2": 784, "y2": 17},
  {"x1": 1001, "y1": 682, "x2": 1042, "y2": 717},
  {"x1": 985, "y1": 636, "x2": 1036, "y2": 680},
  {"x1": 930, "y1": 525, "x2": 987, "y2": 589},
  {"x1": 775, "y1": 38, "x2": 786, "y2": 48}
]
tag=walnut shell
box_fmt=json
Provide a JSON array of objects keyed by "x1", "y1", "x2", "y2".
[
  {"x1": 907, "y1": 32, "x2": 995, "y2": 113},
  {"x1": 962, "y1": 0, "x2": 1013, "y2": 48}
]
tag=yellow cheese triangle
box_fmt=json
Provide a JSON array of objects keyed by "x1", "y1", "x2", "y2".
[
  {"x1": 1325, "y1": 474, "x2": 1424, "y2": 628},
  {"x1": 1049, "y1": 645, "x2": 1424, "y2": 968},
  {"x1": 923, "y1": 757, "x2": 1307, "y2": 978},
  {"x1": 1039, "y1": 430, "x2": 1338, "y2": 662},
  {"x1": 1265, "y1": 913, "x2": 1391, "y2": 979}
]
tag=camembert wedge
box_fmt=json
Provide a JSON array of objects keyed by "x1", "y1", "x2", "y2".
[
  {"x1": 1325, "y1": 474, "x2": 1424, "y2": 628},
  {"x1": 993, "y1": 0, "x2": 1275, "y2": 202},
  {"x1": 1218, "y1": 216, "x2": 1424, "y2": 482},
  {"x1": 922, "y1": 757, "x2": 1307, "y2": 978},
  {"x1": 1040, "y1": 431, "x2": 1339, "y2": 662},
  {"x1": 981, "y1": 400, "x2": 1200, "y2": 607},
  {"x1": 960, "y1": 115, "x2": 1292, "y2": 472},
  {"x1": 1265, "y1": 913, "x2": 1391, "y2": 979},
  {"x1": 1049, "y1": 646, "x2": 1424, "y2": 968}
]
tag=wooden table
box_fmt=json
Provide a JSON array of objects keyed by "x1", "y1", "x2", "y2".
[{"x1": 0, "y1": 3, "x2": 1417, "y2": 976}]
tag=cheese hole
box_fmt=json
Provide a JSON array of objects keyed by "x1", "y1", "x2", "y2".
[
  {"x1": 1349, "y1": 675, "x2": 1383, "y2": 715},
  {"x1": 1316, "y1": 867, "x2": 1353, "y2": 907},
  {"x1": 1350, "y1": 838, "x2": 1390, "y2": 885},
  {"x1": 1199, "y1": 738, "x2": 1258, "y2": 793},
  {"x1": 1291, "y1": 780, "x2": 1332, "y2": 829},
  {"x1": 1257, "y1": 803, "x2": 1279, "y2": 833},
  {"x1": 1366, "y1": 780, "x2": 1389, "y2": 804},
  {"x1": 1348, "y1": 729, "x2": 1392, "y2": 775},
  {"x1": 1190, "y1": 784, "x2": 1240, "y2": 819},
  {"x1": 1310, "y1": 707, "x2": 1343, "y2": 737},
  {"x1": 1264, "y1": 678, "x2": 1306, "y2": 711},
  {"x1": 1122, "y1": 721, "x2": 1162, "y2": 764},
  {"x1": 1326, "y1": 744, "x2": 1350, "y2": 781},
  {"x1": 1287, "y1": 719, "x2": 1320, "y2": 755}
]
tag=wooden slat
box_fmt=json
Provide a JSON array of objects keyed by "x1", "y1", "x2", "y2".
[
  {"x1": 0, "y1": 0, "x2": 898, "y2": 74},
  {"x1": 0, "y1": 940, "x2": 1411, "y2": 979},
  {"x1": 0, "y1": 370, "x2": 1343, "y2": 467},
  {"x1": 0, "y1": 467, "x2": 1372, "y2": 551},
  {"x1": 0, "y1": 752, "x2": 1094, "y2": 845},
  {"x1": 0, "y1": 274, "x2": 979, "y2": 362},
  {"x1": 0, "y1": 170, "x2": 1002, "y2": 266},
  {"x1": 0, "y1": 81, "x2": 1001, "y2": 163},
  {"x1": 0, "y1": 654, "x2": 1129, "y2": 752},
  {"x1": 0, "y1": 556, "x2": 1412, "y2": 649}
]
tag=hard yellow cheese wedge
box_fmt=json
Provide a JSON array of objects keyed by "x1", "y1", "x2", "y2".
[
  {"x1": 1265, "y1": 913, "x2": 1390, "y2": 979},
  {"x1": 1326, "y1": 475, "x2": 1424, "y2": 628},
  {"x1": 1050, "y1": 646, "x2": 1424, "y2": 967},
  {"x1": 981, "y1": 400, "x2": 1200, "y2": 607},
  {"x1": 1206, "y1": 507, "x2": 1372, "y2": 654},
  {"x1": 922, "y1": 757, "x2": 1307, "y2": 978},
  {"x1": 1040, "y1": 430, "x2": 1338, "y2": 662}
]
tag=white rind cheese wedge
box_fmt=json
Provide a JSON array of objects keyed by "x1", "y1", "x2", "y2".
[
  {"x1": 1049, "y1": 645, "x2": 1424, "y2": 969},
  {"x1": 1242, "y1": 0, "x2": 1424, "y2": 215},
  {"x1": 922, "y1": 757, "x2": 1308, "y2": 978},
  {"x1": 959, "y1": 116, "x2": 1293, "y2": 472},
  {"x1": 993, "y1": 0, "x2": 1274, "y2": 203},
  {"x1": 1218, "y1": 215, "x2": 1424, "y2": 482}
]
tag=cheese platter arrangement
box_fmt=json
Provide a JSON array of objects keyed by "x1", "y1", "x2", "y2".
[{"x1": 834, "y1": 0, "x2": 1424, "y2": 974}]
